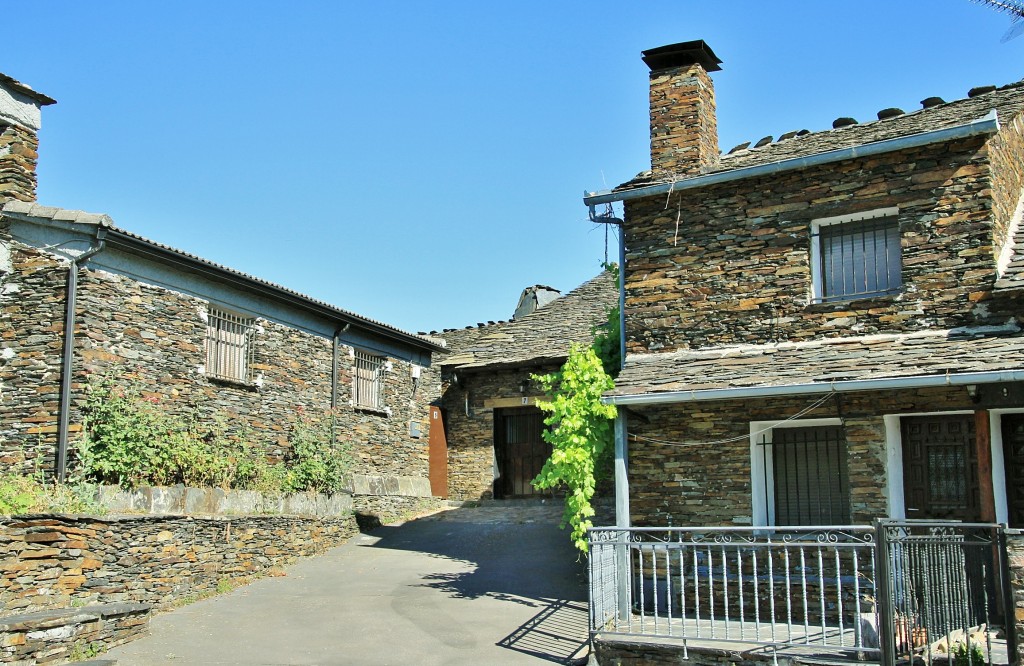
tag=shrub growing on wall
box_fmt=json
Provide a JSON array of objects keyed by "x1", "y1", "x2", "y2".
[{"x1": 79, "y1": 375, "x2": 348, "y2": 493}]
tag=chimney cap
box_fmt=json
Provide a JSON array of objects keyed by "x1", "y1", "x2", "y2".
[
  {"x1": 0, "y1": 73, "x2": 56, "y2": 106},
  {"x1": 642, "y1": 40, "x2": 722, "y2": 73}
]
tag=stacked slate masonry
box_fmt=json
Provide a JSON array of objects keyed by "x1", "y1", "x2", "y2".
[
  {"x1": 583, "y1": 39, "x2": 1024, "y2": 664},
  {"x1": 436, "y1": 273, "x2": 617, "y2": 500},
  {"x1": 590, "y1": 40, "x2": 1024, "y2": 529},
  {"x1": 0, "y1": 74, "x2": 443, "y2": 517}
]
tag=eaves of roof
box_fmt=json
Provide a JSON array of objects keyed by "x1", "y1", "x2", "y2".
[
  {"x1": 585, "y1": 111, "x2": 1000, "y2": 206},
  {"x1": 2, "y1": 201, "x2": 444, "y2": 353},
  {"x1": 0, "y1": 73, "x2": 56, "y2": 106},
  {"x1": 605, "y1": 327, "x2": 1024, "y2": 405}
]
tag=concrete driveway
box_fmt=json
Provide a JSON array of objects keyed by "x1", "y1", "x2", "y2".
[{"x1": 104, "y1": 501, "x2": 590, "y2": 665}]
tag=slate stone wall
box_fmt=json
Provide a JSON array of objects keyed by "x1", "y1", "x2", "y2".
[
  {"x1": 440, "y1": 365, "x2": 556, "y2": 501},
  {"x1": 0, "y1": 231, "x2": 438, "y2": 487},
  {"x1": 623, "y1": 137, "x2": 1003, "y2": 354},
  {"x1": 990, "y1": 112, "x2": 1024, "y2": 256},
  {"x1": 593, "y1": 639, "x2": 773, "y2": 666},
  {"x1": 0, "y1": 235, "x2": 68, "y2": 472},
  {"x1": 0, "y1": 123, "x2": 40, "y2": 203},
  {"x1": 649, "y1": 63, "x2": 719, "y2": 177},
  {"x1": 625, "y1": 386, "x2": 973, "y2": 527},
  {"x1": 0, "y1": 512, "x2": 358, "y2": 616}
]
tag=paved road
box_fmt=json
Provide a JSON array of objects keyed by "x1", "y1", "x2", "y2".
[{"x1": 105, "y1": 501, "x2": 590, "y2": 665}]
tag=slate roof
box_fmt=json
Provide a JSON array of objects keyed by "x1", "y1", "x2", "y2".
[
  {"x1": 1, "y1": 201, "x2": 443, "y2": 352},
  {"x1": 996, "y1": 224, "x2": 1024, "y2": 290},
  {"x1": 615, "y1": 79, "x2": 1024, "y2": 193},
  {"x1": 440, "y1": 271, "x2": 618, "y2": 371},
  {"x1": 609, "y1": 327, "x2": 1024, "y2": 398}
]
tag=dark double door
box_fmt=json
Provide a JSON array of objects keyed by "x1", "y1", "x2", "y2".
[{"x1": 494, "y1": 407, "x2": 551, "y2": 499}]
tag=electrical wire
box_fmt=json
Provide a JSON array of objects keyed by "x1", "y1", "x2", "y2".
[{"x1": 628, "y1": 391, "x2": 836, "y2": 448}]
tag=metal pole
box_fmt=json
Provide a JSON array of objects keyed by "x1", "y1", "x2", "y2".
[
  {"x1": 615, "y1": 406, "x2": 631, "y2": 621},
  {"x1": 617, "y1": 223, "x2": 626, "y2": 372},
  {"x1": 874, "y1": 519, "x2": 896, "y2": 666}
]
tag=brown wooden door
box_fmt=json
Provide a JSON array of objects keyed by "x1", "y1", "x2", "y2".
[
  {"x1": 901, "y1": 415, "x2": 980, "y2": 521},
  {"x1": 1001, "y1": 414, "x2": 1024, "y2": 528},
  {"x1": 494, "y1": 407, "x2": 551, "y2": 498},
  {"x1": 428, "y1": 407, "x2": 448, "y2": 499}
]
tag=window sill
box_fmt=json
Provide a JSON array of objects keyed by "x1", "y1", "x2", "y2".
[
  {"x1": 207, "y1": 375, "x2": 260, "y2": 391},
  {"x1": 804, "y1": 292, "x2": 902, "y2": 312},
  {"x1": 354, "y1": 405, "x2": 390, "y2": 417}
]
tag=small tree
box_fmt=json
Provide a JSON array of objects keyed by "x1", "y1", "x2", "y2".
[{"x1": 531, "y1": 343, "x2": 617, "y2": 551}]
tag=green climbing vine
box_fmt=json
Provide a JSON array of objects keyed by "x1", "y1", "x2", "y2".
[{"x1": 532, "y1": 272, "x2": 621, "y2": 551}]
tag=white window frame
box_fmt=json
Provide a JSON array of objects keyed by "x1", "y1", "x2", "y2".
[
  {"x1": 205, "y1": 305, "x2": 255, "y2": 384},
  {"x1": 352, "y1": 349, "x2": 386, "y2": 411},
  {"x1": 809, "y1": 206, "x2": 901, "y2": 303},
  {"x1": 750, "y1": 418, "x2": 845, "y2": 527}
]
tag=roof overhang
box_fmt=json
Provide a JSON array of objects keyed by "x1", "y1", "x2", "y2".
[
  {"x1": 100, "y1": 229, "x2": 445, "y2": 353},
  {"x1": 603, "y1": 369, "x2": 1024, "y2": 406},
  {"x1": 584, "y1": 111, "x2": 1000, "y2": 206}
]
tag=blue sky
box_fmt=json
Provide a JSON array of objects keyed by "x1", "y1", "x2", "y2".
[{"x1": 6, "y1": 1, "x2": 1024, "y2": 334}]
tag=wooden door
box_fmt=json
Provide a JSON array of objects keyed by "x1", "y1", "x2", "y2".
[
  {"x1": 901, "y1": 415, "x2": 980, "y2": 521},
  {"x1": 494, "y1": 408, "x2": 551, "y2": 498},
  {"x1": 428, "y1": 407, "x2": 448, "y2": 498},
  {"x1": 1001, "y1": 414, "x2": 1024, "y2": 528}
]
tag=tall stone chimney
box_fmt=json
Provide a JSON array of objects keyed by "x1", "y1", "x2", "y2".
[
  {"x1": 642, "y1": 40, "x2": 722, "y2": 177},
  {"x1": 0, "y1": 73, "x2": 56, "y2": 203}
]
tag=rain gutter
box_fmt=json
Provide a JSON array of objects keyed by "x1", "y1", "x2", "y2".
[
  {"x1": 56, "y1": 227, "x2": 107, "y2": 482},
  {"x1": 583, "y1": 111, "x2": 1000, "y2": 206},
  {"x1": 604, "y1": 369, "x2": 1024, "y2": 406}
]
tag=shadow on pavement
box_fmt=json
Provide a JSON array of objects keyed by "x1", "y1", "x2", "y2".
[
  {"x1": 497, "y1": 599, "x2": 590, "y2": 665},
  {"x1": 359, "y1": 502, "x2": 591, "y2": 663}
]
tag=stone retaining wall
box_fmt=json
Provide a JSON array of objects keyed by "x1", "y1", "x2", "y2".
[
  {"x1": 95, "y1": 485, "x2": 353, "y2": 518},
  {"x1": 1, "y1": 602, "x2": 150, "y2": 664},
  {"x1": 0, "y1": 512, "x2": 358, "y2": 616},
  {"x1": 593, "y1": 639, "x2": 776, "y2": 666}
]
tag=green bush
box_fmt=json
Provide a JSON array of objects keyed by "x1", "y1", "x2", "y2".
[
  {"x1": 79, "y1": 374, "x2": 350, "y2": 494},
  {"x1": 0, "y1": 471, "x2": 102, "y2": 515}
]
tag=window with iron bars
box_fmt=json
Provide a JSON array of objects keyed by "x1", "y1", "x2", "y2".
[
  {"x1": 205, "y1": 306, "x2": 255, "y2": 383},
  {"x1": 758, "y1": 425, "x2": 851, "y2": 526},
  {"x1": 353, "y1": 349, "x2": 385, "y2": 411},
  {"x1": 811, "y1": 208, "x2": 901, "y2": 303}
]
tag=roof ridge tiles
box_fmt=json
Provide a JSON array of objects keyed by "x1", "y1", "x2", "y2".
[{"x1": 640, "y1": 76, "x2": 1024, "y2": 192}]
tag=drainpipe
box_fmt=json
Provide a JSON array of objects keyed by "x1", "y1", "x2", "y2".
[
  {"x1": 56, "y1": 228, "x2": 107, "y2": 482},
  {"x1": 331, "y1": 323, "x2": 350, "y2": 442},
  {"x1": 615, "y1": 223, "x2": 626, "y2": 373}
]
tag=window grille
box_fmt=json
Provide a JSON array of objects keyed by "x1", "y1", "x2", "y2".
[
  {"x1": 816, "y1": 215, "x2": 901, "y2": 302},
  {"x1": 353, "y1": 349, "x2": 385, "y2": 410},
  {"x1": 762, "y1": 425, "x2": 850, "y2": 526},
  {"x1": 206, "y1": 307, "x2": 255, "y2": 383}
]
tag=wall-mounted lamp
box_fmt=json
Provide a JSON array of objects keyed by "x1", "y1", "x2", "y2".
[{"x1": 966, "y1": 384, "x2": 979, "y2": 402}]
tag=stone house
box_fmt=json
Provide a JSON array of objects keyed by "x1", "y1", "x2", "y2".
[
  {"x1": 0, "y1": 74, "x2": 444, "y2": 516},
  {"x1": 434, "y1": 271, "x2": 617, "y2": 500},
  {"x1": 582, "y1": 40, "x2": 1024, "y2": 663}
]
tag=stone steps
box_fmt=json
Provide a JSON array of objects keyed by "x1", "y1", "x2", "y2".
[{"x1": 0, "y1": 602, "x2": 150, "y2": 664}]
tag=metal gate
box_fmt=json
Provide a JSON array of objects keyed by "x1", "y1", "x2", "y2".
[{"x1": 875, "y1": 520, "x2": 1016, "y2": 665}]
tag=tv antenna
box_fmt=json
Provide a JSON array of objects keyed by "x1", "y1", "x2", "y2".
[{"x1": 973, "y1": 0, "x2": 1024, "y2": 41}]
